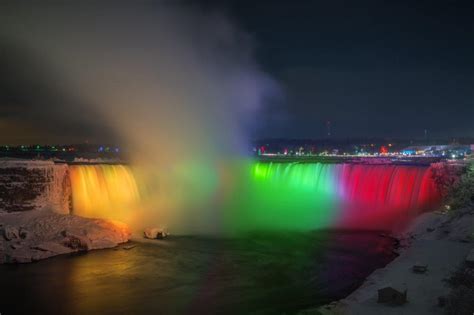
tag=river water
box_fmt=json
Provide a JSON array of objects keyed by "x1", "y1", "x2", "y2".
[{"x1": 0, "y1": 230, "x2": 396, "y2": 315}]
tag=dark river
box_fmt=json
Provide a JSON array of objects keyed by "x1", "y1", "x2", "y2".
[{"x1": 0, "y1": 230, "x2": 396, "y2": 315}]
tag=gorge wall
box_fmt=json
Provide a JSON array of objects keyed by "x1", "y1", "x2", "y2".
[{"x1": 0, "y1": 159, "x2": 70, "y2": 214}]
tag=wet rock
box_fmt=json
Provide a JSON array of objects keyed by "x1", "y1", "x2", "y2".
[
  {"x1": 33, "y1": 242, "x2": 71, "y2": 255},
  {"x1": 412, "y1": 263, "x2": 428, "y2": 274},
  {"x1": 86, "y1": 220, "x2": 131, "y2": 249},
  {"x1": 144, "y1": 227, "x2": 168, "y2": 239},
  {"x1": 60, "y1": 229, "x2": 91, "y2": 251},
  {"x1": 377, "y1": 286, "x2": 407, "y2": 305},
  {"x1": 2, "y1": 225, "x2": 19, "y2": 240},
  {"x1": 5, "y1": 248, "x2": 33, "y2": 263},
  {"x1": 62, "y1": 234, "x2": 90, "y2": 251},
  {"x1": 90, "y1": 239, "x2": 116, "y2": 249}
]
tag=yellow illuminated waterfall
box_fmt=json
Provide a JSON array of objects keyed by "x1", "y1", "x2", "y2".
[{"x1": 69, "y1": 165, "x2": 140, "y2": 222}]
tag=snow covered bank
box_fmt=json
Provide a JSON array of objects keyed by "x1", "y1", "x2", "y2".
[
  {"x1": 0, "y1": 159, "x2": 131, "y2": 263},
  {"x1": 0, "y1": 208, "x2": 131, "y2": 263},
  {"x1": 304, "y1": 207, "x2": 474, "y2": 315}
]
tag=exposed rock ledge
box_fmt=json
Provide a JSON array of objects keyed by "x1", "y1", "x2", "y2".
[{"x1": 0, "y1": 208, "x2": 131, "y2": 263}]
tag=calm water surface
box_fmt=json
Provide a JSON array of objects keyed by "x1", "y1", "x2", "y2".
[{"x1": 0, "y1": 230, "x2": 396, "y2": 314}]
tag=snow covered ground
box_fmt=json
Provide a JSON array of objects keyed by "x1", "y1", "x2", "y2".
[
  {"x1": 0, "y1": 207, "x2": 131, "y2": 263},
  {"x1": 303, "y1": 207, "x2": 474, "y2": 315},
  {"x1": 0, "y1": 159, "x2": 131, "y2": 263}
]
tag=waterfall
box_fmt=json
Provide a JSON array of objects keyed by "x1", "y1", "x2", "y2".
[
  {"x1": 231, "y1": 162, "x2": 441, "y2": 232},
  {"x1": 68, "y1": 165, "x2": 140, "y2": 222},
  {"x1": 67, "y1": 162, "x2": 441, "y2": 233}
]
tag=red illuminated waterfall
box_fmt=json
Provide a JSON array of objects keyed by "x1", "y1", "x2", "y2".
[
  {"x1": 245, "y1": 162, "x2": 442, "y2": 232},
  {"x1": 336, "y1": 164, "x2": 441, "y2": 230}
]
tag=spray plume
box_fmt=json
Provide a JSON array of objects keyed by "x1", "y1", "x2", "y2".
[{"x1": 0, "y1": 2, "x2": 277, "y2": 234}]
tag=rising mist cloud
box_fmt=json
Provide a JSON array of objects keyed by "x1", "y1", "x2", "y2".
[
  {"x1": 0, "y1": 1, "x2": 277, "y2": 153},
  {"x1": 0, "y1": 1, "x2": 278, "y2": 233}
]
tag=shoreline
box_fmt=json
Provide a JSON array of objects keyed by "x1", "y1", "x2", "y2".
[
  {"x1": 0, "y1": 208, "x2": 131, "y2": 264},
  {"x1": 303, "y1": 206, "x2": 474, "y2": 315},
  {"x1": 3, "y1": 205, "x2": 472, "y2": 313}
]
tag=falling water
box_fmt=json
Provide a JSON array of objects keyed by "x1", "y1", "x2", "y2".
[
  {"x1": 68, "y1": 162, "x2": 441, "y2": 234},
  {"x1": 230, "y1": 162, "x2": 441, "y2": 232},
  {"x1": 68, "y1": 165, "x2": 140, "y2": 223}
]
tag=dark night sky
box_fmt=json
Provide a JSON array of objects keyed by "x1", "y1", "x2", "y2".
[
  {"x1": 0, "y1": 0, "x2": 473, "y2": 144},
  {"x1": 217, "y1": 0, "x2": 474, "y2": 139}
]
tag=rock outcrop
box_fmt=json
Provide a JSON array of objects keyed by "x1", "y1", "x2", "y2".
[
  {"x1": 0, "y1": 208, "x2": 131, "y2": 263},
  {"x1": 144, "y1": 227, "x2": 168, "y2": 239},
  {"x1": 0, "y1": 159, "x2": 71, "y2": 214}
]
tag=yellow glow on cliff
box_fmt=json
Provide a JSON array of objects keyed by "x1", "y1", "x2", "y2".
[{"x1": 69, "y1": 165, "x2": 140, "y2": 222}]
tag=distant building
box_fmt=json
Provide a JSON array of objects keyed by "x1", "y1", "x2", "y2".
[
  {"x1": 377, "y1": 286, "x2": 407, "y2": 305},
  {"x1": 401, "y1": 144, "x2": 471, "y2": 158}
]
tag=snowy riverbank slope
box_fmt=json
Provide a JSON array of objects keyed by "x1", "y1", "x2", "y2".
[
  {"x1": 0, "y1": 208, "x2": 131, "y2": 263},
  {"x1": 302, "y1": 206, "x2": 474, "y2": 315}
]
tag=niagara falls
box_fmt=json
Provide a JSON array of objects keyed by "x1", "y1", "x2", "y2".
[{"x1": 1, "y1": 1, "x2": 473, "y2": 315}]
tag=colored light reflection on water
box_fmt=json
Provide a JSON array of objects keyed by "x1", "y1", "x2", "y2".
[{"x1": 0, "y1": 231, "x2": 397, "y2": 314}]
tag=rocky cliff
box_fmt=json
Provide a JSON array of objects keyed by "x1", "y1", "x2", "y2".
[
  {"x1": 0, "y1": 159, "x2": 131, "y2": 263},
  {"x1": 0, "y1": 208, "x2": 131, "y2": 263},
  {"x1": 0, "y1": 159, "x2": 71, "y2": 214}
]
